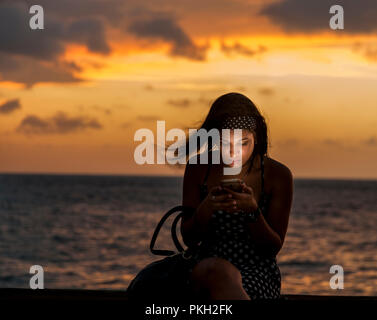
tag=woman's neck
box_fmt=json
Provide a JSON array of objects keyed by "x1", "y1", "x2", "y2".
[{"x1": 220, "y1": 154, "x2": 261, "y2": 178}]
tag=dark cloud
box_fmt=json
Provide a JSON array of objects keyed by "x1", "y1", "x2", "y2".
[
  {"x1": 0, "y1": 99, "x2": 21, "y2": 114},
  {"x1": 128, "y1": 17, "x2": 208, "y2": 61},
  {"x1": 221, "y1": 41, "x2": 267, "y2": 57},
  {"x1": 0, "y1": 2, "x2": 110, "y2": 59},
  {"x1": 260, "y1": 0, "x2": 377, "y2": 33},
  {"x1": 23, "y1": 0, "x2": 129, "y2": 24},
  {"x1": 0, "y1": 1, "x2": 110, "y2": 86},
  {"x1": 17, "y1": 112, "x2": 103, "y2": 135},
  {"x1": 66, "y1": 18, "x2": 110, "y2": 54},
  {"x1": 0, "y1": 2, "x2": 64, "y2": 60},
  {"x1": 0, "y1": 53, "x2": 83, "y2": 88}
]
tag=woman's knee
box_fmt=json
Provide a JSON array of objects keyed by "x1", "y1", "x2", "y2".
[{"x1": 190, "y1": 257, "x2": 242, "y2": 287}]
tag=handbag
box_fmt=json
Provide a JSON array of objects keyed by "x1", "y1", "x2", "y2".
[{"x1": 126, "y1": 205, "x2": 203, "y2": 301}]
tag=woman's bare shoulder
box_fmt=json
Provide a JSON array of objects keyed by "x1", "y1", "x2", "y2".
[
  {"x1": 264, "y1": 157, "x2": 293, "y2": 190},
  {"x1": 184, "y1": 155, "x2": 210, "y2": 184}
]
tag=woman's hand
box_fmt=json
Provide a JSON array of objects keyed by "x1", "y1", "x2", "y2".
[
  {"x1": 205, "y1": 185, "x2": 236, "y2": 213},
  {"x1": 221, "y1": 181, "x2": 258, "y2": 214},
  {"x1": 191, "y1": 185, "x2": 234, "y2": 234}
]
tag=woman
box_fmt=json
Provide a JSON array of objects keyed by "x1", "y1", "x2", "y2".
[{"x1": 180, "y1": 92, "x2": 293, "y2": 300}]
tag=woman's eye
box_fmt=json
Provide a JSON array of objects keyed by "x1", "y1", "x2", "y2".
[{"x1": 222, "y1": 141, "x2": 247, "y2": 147}]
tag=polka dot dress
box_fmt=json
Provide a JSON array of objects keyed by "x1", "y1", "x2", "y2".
[
  {"x1": 187, "y1": 157, "x2": 281, "y2": 300},
  {"x1": 194, "y1": 207, "x2": 281, "y2": 300}
]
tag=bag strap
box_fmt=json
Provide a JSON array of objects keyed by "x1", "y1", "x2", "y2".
[
  {"x1": 150, "y1": 205, "x2": 194, "y2": 256},
  {"x1": 171, "y1": 212, "x2": 185, "y2": 252}
]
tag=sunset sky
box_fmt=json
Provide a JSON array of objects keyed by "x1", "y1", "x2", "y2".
[{"x1": 0, "y1": 0, "x2": 376, "y2": 179}]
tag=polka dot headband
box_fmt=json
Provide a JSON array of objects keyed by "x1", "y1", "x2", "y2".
[{"x1": 221, "y1": 115, "x2": 257, "y2": 130}]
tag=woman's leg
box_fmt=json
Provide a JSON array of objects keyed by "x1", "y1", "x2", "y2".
[{"x1": 189, "y1": 257, "x2": 250, "y2": 300}]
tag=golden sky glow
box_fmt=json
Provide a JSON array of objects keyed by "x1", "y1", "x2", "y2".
[{"x1": 0, "y1": 0, "x2": 376, "y2": 178}]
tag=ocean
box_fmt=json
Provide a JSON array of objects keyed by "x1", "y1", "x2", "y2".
[{"x1": 0, "y1": 174, "x2": 376, "y2": 296}]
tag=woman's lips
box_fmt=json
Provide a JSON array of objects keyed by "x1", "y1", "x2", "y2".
[{"x1": 230, "y1": 160, "x2": 241, "y2": 166}]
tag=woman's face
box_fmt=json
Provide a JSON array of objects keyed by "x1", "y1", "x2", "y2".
[{"x1": 220, "y1": 129, "x2": 255, "y2": 168}]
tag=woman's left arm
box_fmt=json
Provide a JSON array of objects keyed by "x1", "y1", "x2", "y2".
[
  {"x1": 223, "y1": 164, "x2": 293, "y2": 256},
  {"x1": 246, "y1": 165, "x2": 293, "y2": 256}
]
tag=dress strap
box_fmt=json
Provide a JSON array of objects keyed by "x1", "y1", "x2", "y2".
[
  {"x1": 201, "y1": 150, "x2": 213, "y2": 186},
  {"x1": 260, "y1": 156, "x2": 265, "y2": 197},
  {"x1": 199, "y1": 160, "x2": 211, "y2": 202},
  {"x1": 202, "y1": 163, "x2": 211, "y2": 186}
]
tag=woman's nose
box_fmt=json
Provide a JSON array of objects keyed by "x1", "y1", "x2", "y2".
[{"x1": 230, "y1": 145, "x2": 241, "y2": 157}]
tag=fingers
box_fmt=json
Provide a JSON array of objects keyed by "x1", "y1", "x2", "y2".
[
  {"x1": 209, "y1": 186, "x2": 232, "y2": 202},
  {"x1": 240, "y1": 182, "x2": 253, "y2": 194},
  {"x1": 222, "y1": 187, "x2": 244, "y2": 199},
  {"x1": 212, "y1": 199, "x2": 238, "y2": 210},
  {"x1": 208, "y1": 185, "x2": 222, "y2": 195},
  {"x1": 211, "y1": 193, "x2": 232, "y2": 202}
]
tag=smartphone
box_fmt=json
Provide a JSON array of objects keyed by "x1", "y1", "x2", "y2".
[{"x1": 220, "y1": 178, "x2": 244, "y2": 193}]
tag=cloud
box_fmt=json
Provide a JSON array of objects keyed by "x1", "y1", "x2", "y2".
[
  {"x1": 258, "y1": 87, "x2": 275, "y2": 96},
  {"x1": 0, "y1": 1, "x2": 110, "y2": 86},
  {"x1": 16, "y1": 112, "x2": 103, "y2": 135},
  {"x1": 92, "y1": 105, "x2": 112, "y2": 115},
  {"x1": 23, "y1": 0, "x2": 129, "y2": 25},
  {"x1": 220, "y1": 41, "x2": 267, "y2": 57},
  {"x1": 0, "y1": 53, "x2": 83, "y2": 87},
  {"x1": 0, "y1": 2, "x2": 110, "y2": 59},
  {"x1": 353, "y1": 42, "x2": 377, "y2": 62},
  {"x1": 128, "y1": 17, "x2": 209, "y2": 61},
  {"x1": 323, "y1": 139, "x2": 342, "y2": 146},
  {"x1": 167, "y1": 98, "x2": 192, "y2": 108},
  {"x1": 166, "y1": 96, "x2": 214, "y2": 109},
  {"x1": 197, "y1": 96, "x2": 213, "y2": 108},
  {"x1": 137, "y1": 115, "x2": 160, "y2": 122},
  {"x1": 364, "y1": 136, "x2": 377, "y2": 146},
  {"x1": 260, "y1": 0, "x2": 377, "y2": 34},
  {"x1": 0, "y1": 99, "x2": 21, "y2": 114},
  {"x1": 0, "y1": 2, "x2": 64, "y2": 60},
  {"x1": 120, "y1": 121, "x2": 131, "y2": 128},
  {"x1": 65, "y1": 18, "x2": 110, "y2": 54},
  {"x1": 275, "y1": 139, "x2": 299, "y2": 148}
]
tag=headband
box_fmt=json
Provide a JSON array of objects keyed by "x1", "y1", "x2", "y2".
[{"x1": 221, "y1": 115, "x2": 257, "y2": 131}]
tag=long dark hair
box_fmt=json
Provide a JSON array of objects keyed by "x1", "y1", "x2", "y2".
[{"x1": 166, "y1": 92, "x2": 269, "y2": 170}]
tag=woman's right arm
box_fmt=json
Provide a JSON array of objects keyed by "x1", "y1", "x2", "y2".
[
  {"x1": 180, "y1": 162, "x2": 211, "y2": 247},
  {"x1": 181, "y1": 162, "x2": 231, "y2": 247}
]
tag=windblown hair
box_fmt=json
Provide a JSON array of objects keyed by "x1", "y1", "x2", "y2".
[{"x1": 166, "y1": 92, "x2": 269, "y2": 169}]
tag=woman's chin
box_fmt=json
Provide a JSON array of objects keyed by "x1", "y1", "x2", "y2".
[{"x1": 225, "y1": 160, "x2": 242, "y2": 167}]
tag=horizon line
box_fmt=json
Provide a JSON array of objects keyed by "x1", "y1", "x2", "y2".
[{"x1": 0, "y1": 171, "x2": 376, "y2": 182}]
